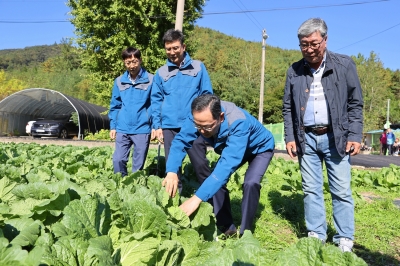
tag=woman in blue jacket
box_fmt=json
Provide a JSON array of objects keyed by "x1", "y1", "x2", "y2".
[{"x1": 163, "y1": 94, "x2": 275, "y2": 236}]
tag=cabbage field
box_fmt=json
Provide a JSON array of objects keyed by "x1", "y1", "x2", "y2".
[{"x1": 0, "y1": 142, "x2": 398, "y2": 265}]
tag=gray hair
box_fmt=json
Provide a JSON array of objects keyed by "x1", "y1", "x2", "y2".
[{"x1": 297, "y1": 18, "x2": 328, "y2": 39}]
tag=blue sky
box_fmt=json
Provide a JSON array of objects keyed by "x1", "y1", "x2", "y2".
[{"x1": 1, "y1": 0, "x2": 399, "y2": 71}]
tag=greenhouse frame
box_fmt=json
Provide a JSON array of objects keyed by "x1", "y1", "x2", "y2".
[{"x1": 0, "y1": 88, "x2": 109, "y2": 138}]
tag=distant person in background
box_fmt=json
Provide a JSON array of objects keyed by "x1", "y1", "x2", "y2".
[
  {"x1": 283, "y1": 18, "x2": 363, "y2": 252},
  {"x1": 360, "y1": 136, "x2": 368, "y2": 151},
  {"x1": 386, "y1": 128, "x2": 395, "y2": 155},
  {"x1": 393, "y1": 137, "x2": 400, "y2": 156},
  {"x1": 108, "y1": 47, "x2": 153, "y2": 176},
  {"x1": 380, "y1": 129, "x2": 387, "y2": 155}
]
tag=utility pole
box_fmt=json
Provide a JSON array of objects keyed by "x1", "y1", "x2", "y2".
[
  {"x1": 384, "y1": 99, "x2": 391, "y2": 129},
  {"x1": 175, "y1": 0, "x2": 185, "y2": 31},
  {"x1": 258, "y1": 29, "x2": 269, "y2": 123}
]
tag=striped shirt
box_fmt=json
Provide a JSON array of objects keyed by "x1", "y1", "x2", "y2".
[{"x1": 303, "y1": 54, "x2": 330, "y2": 126}]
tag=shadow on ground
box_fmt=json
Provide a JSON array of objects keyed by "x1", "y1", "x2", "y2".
[
  {"x1": 267, "y1": 190, "x2": 400, "y2": 265},
  {"x1": 354, "y1": 244, "x2": 400, "y2": 266}
]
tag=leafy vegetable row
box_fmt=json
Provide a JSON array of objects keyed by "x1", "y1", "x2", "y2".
[{"x1": 0, "y1": 143, "x2": 368, "y2": 265}]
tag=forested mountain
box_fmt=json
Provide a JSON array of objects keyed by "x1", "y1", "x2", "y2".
[
  {"x1": 1, "y1": 27, "x2": 400, "y2": 131},
  {"x1": 0, "y1": 41, "x2": 90, "y2": 102},
  {"x1": 192, "y1": 27, "x2": 301, "y2": 124},
  {"x1": 0, "y1": 44, "x2": 63, "y2": 70}
]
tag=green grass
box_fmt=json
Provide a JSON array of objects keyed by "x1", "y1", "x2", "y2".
[
  {"x1": 147, "y1": 147, "x2": 400, "y2": 265},
  {"x1": 194, "y1": 155, "x2": 400, "y2": 266},
  {"x1": 74, "y1": 144, "x2": 400, "y2": 265},
  {"x1": 352, "y1": 188, "x2": 400, "y2": 265}
]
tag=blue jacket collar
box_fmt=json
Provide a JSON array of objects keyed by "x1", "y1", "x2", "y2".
[
  {"x1": 166, "y1": 52, "x2": 192, "y2": 69},
  {"x1": 120, "y1": 68, "x2": 149, "y2": 84}
]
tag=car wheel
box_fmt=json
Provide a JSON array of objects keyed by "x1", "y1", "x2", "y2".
[{"x1": 59, "y1": 129, "x2": 68, "y2": 139}]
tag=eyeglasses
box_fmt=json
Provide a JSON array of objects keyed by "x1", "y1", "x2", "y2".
[
  {"x1": 124, "y1": 59, "x2": 140, "y2": 65},
  {"x1": 299, "y1": 38, "x2": 325, "y2": 50},
  {"x1": 193, "y1": 120, "x2": 218, "y2": 132}
]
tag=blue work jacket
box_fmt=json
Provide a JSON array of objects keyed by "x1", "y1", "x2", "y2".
[
  {"x1": 108, "y1": 69, "x2": 153, "y2": 134},
  {"x1": 283, "y1": 50, "x2": 364, "y2": 157},
  {"x1": 151, "y1": 52, "x2": 213, "y2": 129},
  {"x1": 166, "y1": 101, "x2": 275, "y2": 201}
]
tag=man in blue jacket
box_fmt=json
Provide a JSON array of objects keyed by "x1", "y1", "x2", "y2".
[
  {"x1": 152, "y1": 30, "x2": 235, "y2": 233},
  {"x1": 108, "y1": 47, "x2": 153, "y2": 176},
  {"x1": 163, "y1": 94, "x2": 275, "y2": 236},
  {"x1": 151, "y1": 29, "x2": 212, "y2": 179},
  {"x1": 386, "y1": 128, "x2": 395, "y2": 155},
  {"x1": 283, "y1": 18, "x2": 363, "y2": 252}
]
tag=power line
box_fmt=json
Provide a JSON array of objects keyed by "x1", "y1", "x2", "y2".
[
  {"x1": 1, "y1": 0, "x2": 397, "y2": 54},
  {"x1": 0, "y1": 0, "x2": 389, "y2": 23},
  {"x1": 335, "y1": 22, "x2": 400, "y2": 51},
  {"x1": 231, "y1": 0, "x2": 263, "y2": 31},
  {"x1": 202, "y1": 0, "x2": 389, "y2": 15}
]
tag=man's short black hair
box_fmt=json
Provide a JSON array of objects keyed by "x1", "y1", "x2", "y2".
[
  {"x1": 162, "y1": 29, "x2": 184, "y2": 45},
  {"x1": 121, "y1": 47, "x2": 141, "y2": 60},
  {"x1": 191, "y1": 94, "x2": 221, "y2": 120}
]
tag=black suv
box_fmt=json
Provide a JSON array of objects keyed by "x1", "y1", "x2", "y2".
[{"x1": 31, "y1": 116, "x2": 79, "y2": 139}]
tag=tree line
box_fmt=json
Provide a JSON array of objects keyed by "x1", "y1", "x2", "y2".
[
  {"x1": 0, "y1": 40, "x2": 91, "y2": 102},
  {"x1": 1, "y1": 29, "x2": 399, "y2": 131}
]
